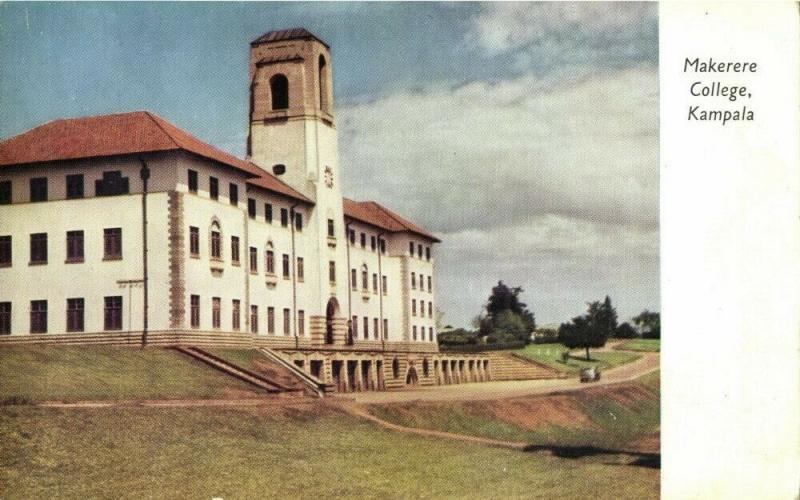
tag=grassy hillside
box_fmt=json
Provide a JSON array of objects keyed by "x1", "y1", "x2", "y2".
[
  {"x1": 617, "y1": 339, "x2": 661, "y2": 352},
  {"x1": 369, "y1": 371, "x2": 660, "y2": 453},
  {"x1": 0, "y1": 346, "x2": 260, "y2": 402},
  {"x1": 0, "y1": 403, "x2": 658, "y2": 499},
  {"x1": 516, "y1": 345, "x2": 641, "y2": 374}
]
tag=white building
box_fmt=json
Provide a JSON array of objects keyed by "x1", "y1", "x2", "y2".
[{"x1": 0, "y1": 28, "x2": 490, "y2": 390}]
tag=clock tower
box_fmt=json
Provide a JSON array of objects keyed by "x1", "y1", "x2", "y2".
[{"x1": 247, "y1": 28, "x2": 349, "y2": 340}]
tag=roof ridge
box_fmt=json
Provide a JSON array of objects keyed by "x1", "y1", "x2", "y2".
[
  {"x1": 368, "y1": 200, "x2": 411, "y2": 231},
  {"x1": 142, "y1": 111, "x2": 181, "y2": 149}
]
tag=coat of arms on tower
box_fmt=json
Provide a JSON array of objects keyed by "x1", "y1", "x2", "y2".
[{"x1": 324, "y1": 166, "x2": 334, "y2": 188}]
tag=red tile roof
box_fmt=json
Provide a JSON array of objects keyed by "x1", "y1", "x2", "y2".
[
  {"x1": 251, "y1": 27, "x2": 329, "y2": 48},
  {"x1": 343, "y1": 198, "x2": 440, "y2": 242},
  {"x1": 0, "y1": 111, "x2": 263, "y2": 176}
]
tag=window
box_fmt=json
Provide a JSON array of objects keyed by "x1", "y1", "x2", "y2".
[
  {"x1": 66, "y1": 174, "x2": 84, "y2": 199},
  {"x1": 66, "y1": 298, "x2": 84, "y2": 332},
  {"x1": 103, "y1": 228, "x2": 122, "y2": 260},
  {"x1": 411, "y1": 273, "x2": 416, "y2": 289},
  {"x1": 232, "y1": 300, "x2": 241, "y2": 331},
  {"x1": 248, "y1": 198, "x2": 256, "y2": 218},
  {"x1": 209, "y1": 177, "x2": 219, "y2": 200},
  {"x1": 380, "y1": 239, "x2": 386, "y2": 254},
  {"x1": 280, "y1": 208, "x2": 288, "y2": 227},
  {"x1": 188, "y1": 170, "x2": 198, "y2": 193},
  {"x1": 382, "y1": 275, "x2": 387, "y2": 295},
  {"x1": 30, "y1": 177, "x2": 47, "y2": 202},
  {"x1": 231, "y1": 236, "x2": 240, "y2": 264},
  {"x1": 294, "y1": 212, "x2": 303, "y2": 231},
  {"x1": 30, "y1": 300, "x2": 47, "y2": 333},
  {"x1": 212, "y1": 297, "x2": 221, "y2": 329},
  {"x1": 429, "y1": 302, "x2": 433, "y2": 318},
  {"x1": 190, "y1": 295, "x2": 200, "y2": 328},
  {"x1": 297, "y1": 257, "x2": 304, "y2": 281},
  {"x1": 412, "y1": 299, "x2": 417, "y2": 316},
  {"x1": 418, "y1": 244, "x2": 423, "y2": 258},
  {"x1": 0, "y1": 181, "x2": 11, "y2": 204},
  {"x1": 426, "y1": 247, "x2": 431, "y2": 261},
  {"x1": 318, "y1": 55, "x2": 328, "y2": 111},
  {"x1": 229, "y1": 183, "x2": 238, "y2": 206},
  {"x1": 428, "y1": 276, "x2": 432, "y2": 292},
  {"x1": 104, "y1": 296, "x2": 122, "y2": 331},
  {"x1": 0, "y1": 302, "x2": 10, "y2": 334},
  {"x1": 370, "y1": 236, "x2": 376, "y2": 251},
  {"x1": 328, "y1": 261, "x2": 336, "y2": 284},
  {"x1": 351, "y1": 269, "x2": 357, "y2": 290},
  {"x1": 363, "y1": 316, "x2": 369, "y2": 339},
  {"x1": 270, "y1": 74, "x2": 289, "y2": 110},
  {"x1": 30, "y1": 233, "x2": 47, "y2": 264},
  {"x1": 298, "y1": 310, "x2": 305, "y2": 336},
  {"x1": 372, "y1": 273, "x2": 378, "y2": 293},
  {"x1": 409, "y1": 241, "x2": 415, "y2": 256},
  {"x1": 189, "y1": 227, "x2": 200, "y2": 256},
  {"x1": 251, "y1": 305, "x2": 258, "y2": 333},
  {"x1": 429, "y1": 327, "x2": 434, "y2": 342},
  {"x1": 352, "y1": 316, "x2": 358, "y2": 338},
  {"x1": 392, "y1": 358, "x2": 399, "y2": 379},
  {"x1": 283, "y1": 308, "x2": 290, "y2": 335},
  {"x1": 265, "y1": 203, "x2": 273, "y2": 223},
  {"x1": 210, "y1": 224, "x2": 221, "y2": 259},
  {"x1": 360, "y1": 233, "x2": 366, "y2": 248},
  {"x1": 66, "y1": 231, "x2": 84, "y2": 262},
  {"x1": 95, "y1": 171, "x2": 129, "y2": 196},
  {"x1": 412, "y1": 326, "x2": 417, "y2": 341},
  {"x1": 249, "y1": 247, "x2": 258, "y2": 273},
  {"x1": 267, "y1": 307, "x2": 275, "y2": 334},
  {"x1": 266, "y1": 249, "x2": 274, "y2": 274},
  {"x1": 349, "y1": 229, "x2": 355, "y2": 245},
  {"x1": 373, "y1": 318, "x2": 379, "y2": 340},
  {"x1": 327, "y1": 219, "x2": 335, "y2": 237},
  {"x1": 361, "y1": 266, "x2": 368, "y2": 290},
  {"x1": 0, "y1": 236, "x2": 11, "y2": 266},
  {"x1": 383, "y1": 319, "x2": 388, "y2": 339},
  {"x1": 282, "y1": 254, "x2": 290, "y2": 279}
]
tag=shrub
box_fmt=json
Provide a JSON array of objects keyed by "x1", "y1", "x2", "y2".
[
  {"x1": 614, "y1": 322, "x2": 639, "y2": 339},
  {"x1": 533, "y1": 328, "x2": 559, "y2": 344}
]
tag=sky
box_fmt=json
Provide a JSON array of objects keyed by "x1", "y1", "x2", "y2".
[{"x1": 0, "y1": 2, "x2": 659, "y2": 328}]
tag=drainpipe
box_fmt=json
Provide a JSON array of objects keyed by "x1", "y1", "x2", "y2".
[
  {"x1": 345, "y1": 220, "x2": 354, "y2": 345},
  {"x1": 244, "y1": 202, "x2": 250, "y2": 337},
  {"x1": 290, "y1": 203, "x2": 299, "y2": 349},
  {"x1": 377, "y1": 231, "x2": 386, "y2": 351},
  {"x1": 139, "y1": 159, "x2": 150, "y2": 348}
]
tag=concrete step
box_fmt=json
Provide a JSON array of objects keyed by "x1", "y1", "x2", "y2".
[{"x1": 486, "y1": 352, "x2": 564, "y2": 381}]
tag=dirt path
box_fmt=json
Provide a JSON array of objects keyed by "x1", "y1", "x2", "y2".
[{"x1": 345, "y1": 351, "x2": 659, "y2": 404}]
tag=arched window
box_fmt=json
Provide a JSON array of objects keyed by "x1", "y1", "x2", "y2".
[
  {"x1": 361, "y1": 264, "x2": 368, "y2": 290},
  {"x1": 210, "y1": 220, "x2": 222, "y2": 259},
  {"x1": 318, "y1": 55, "x2": 328, "y2": 112},
  {"x1": 270, "y1": 74, "x2": 289, "y2": 110}
]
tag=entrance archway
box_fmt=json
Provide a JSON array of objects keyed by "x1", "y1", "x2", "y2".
[
  {"x1": 325, "y1": 297, "x2": 340, "y2": 344},
  {"x1": 405, "y1": 366, "x2": 419, "y2": 386}
]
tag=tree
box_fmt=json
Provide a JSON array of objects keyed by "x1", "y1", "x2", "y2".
[
  {"x1": 559, "y1": 296, "x2": 617, "y2": 359},
  {"x1": 633, "y1": 310, "x2": 660, "y2": 339},
  {"x1": 476, "y1": 281, "x2": 537, "y2": 344},
  {"x1": 614, "y1": 322, "x2": 638, "y2": 339}
]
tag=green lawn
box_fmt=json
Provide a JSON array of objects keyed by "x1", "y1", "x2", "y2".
[
  {"x1": 0, "y1": 346, "x2": 259, "y2": 402},
  {"x1": 616, "y1": 339, "x2": 661, "y2": 352},
  {"x1": 0, "y1": 403, "x2": 659, "y2": 499},
  {"x1": 370, "y1": 371, "x2": 660, "y2": 453},
  {"x1": 515, "y1": 345, "x2": 641, "y2": 374}
]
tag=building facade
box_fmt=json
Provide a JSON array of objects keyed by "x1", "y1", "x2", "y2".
[{"x1": 0, "y1": 28, "x2": 490, "y2": 391}]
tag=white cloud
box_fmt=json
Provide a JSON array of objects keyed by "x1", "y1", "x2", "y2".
[
  {"x1": 469, "y1": 2, "x2": 657, "y2": 56},
  {"x1": 339, "y1": 65, "x2": 659, "y2": 233}
]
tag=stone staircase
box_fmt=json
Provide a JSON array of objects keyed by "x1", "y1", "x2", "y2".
[
  {"x1": 257, "y1": 348, "x2": 333, "y2": 397},
  {"x1": 175, "y1": 346, "x2": 306, "y2": 396},
  {"x1": 486, "y1": 351, "x2": 565, "y2": 381}
]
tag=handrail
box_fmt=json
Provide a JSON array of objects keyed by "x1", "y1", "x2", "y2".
[{"x1": 258, "y1": 348, "x2": 327, "y2": 398}]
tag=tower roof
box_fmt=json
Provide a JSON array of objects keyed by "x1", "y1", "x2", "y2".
[{"x1": 251, "y1": 27, "x2": 329, "y2": 48}]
